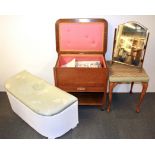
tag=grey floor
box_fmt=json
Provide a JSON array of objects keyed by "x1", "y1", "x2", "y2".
[{"x1": 0, "y1": 92, "x2": 155, "y2": 139}]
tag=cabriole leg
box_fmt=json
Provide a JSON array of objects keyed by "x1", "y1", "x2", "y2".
[{"x1": 136, "y1": 82, "x2": 148, "y2": 113}]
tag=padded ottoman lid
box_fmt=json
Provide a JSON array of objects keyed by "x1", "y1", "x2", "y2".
[{"x1": 5, "y1": 71, "x2": 78, "y2": 116}]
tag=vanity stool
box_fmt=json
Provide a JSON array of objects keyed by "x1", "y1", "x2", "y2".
[{"x1": 107, "y1": 62, "x2": 149, "y2": 113}]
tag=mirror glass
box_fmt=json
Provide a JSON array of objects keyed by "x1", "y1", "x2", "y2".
[{"x1": 112, "y1": 22, "x2": 149, "y2": 67}]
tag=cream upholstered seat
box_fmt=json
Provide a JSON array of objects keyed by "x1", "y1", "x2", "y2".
[
  {"x1": 109, "y1": 62, "x2": 149, "y2": 83},
  {"x1": 107, "y1": 61, "x2": 149, "y2": 113}
]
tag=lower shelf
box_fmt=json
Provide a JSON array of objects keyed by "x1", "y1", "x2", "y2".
[{"x1": 70, "y1": 92, "x2": 104, "y2": 106}]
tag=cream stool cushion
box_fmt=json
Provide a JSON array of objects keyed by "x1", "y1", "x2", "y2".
[{"x1": 108, "y1": 62, "x2": 149, "y2": 83}]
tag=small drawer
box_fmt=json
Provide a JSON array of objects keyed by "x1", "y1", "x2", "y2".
[
  {"x1": 76, "y1": 87, "x2": 86, "y2": 91},
  {"x1": 58, "y1": 85, "x2": 105, "y2": 92}
]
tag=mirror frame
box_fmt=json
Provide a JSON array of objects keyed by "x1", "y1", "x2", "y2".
[{"x1": 112, "y1": 21, "x2": 149, "y2": 68}]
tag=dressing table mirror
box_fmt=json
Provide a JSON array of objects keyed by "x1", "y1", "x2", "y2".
[{"x1": 112, "y1": 22, "x2": 149, "y2": 67}]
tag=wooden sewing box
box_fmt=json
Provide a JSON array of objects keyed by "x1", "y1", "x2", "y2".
[{"x1": 54, "y1": 18, "x2": 108, "y2": 109}]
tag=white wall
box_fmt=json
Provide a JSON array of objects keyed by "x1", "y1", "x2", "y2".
[{"x1": 0, "y1": 15, "x2": 155, "y2": 92}]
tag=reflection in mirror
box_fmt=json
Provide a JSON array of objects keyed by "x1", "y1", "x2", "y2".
[{"x1": 112, "y1": 22, "x2": 149, "y2": 67}]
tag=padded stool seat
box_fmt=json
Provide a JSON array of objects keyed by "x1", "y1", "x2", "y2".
[
  {"x1": 107, "y1": 62, "x2": 149, "y2": 113},
  {"x1": 109, "y1": 62, "x2": 149, "y2": 83}
]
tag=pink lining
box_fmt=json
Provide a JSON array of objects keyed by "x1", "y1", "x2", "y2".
[{"x1": 59, "y1": 23, "x2": 105, "y2": 51}]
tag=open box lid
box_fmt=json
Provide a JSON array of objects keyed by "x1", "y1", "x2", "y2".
[{"x1": 55, "y1": 18, "x2": 108, "y2": 54}]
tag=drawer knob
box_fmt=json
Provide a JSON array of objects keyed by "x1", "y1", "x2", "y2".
[{"x1": 77, "y1": 87, "x2": 86, "y2": 91}]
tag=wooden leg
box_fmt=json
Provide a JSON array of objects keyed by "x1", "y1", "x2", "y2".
[
  {"x1": 101, "y1": 83, "x2": 108, "y2": 110},
  {"x1": 136, "y1": 82, "x2": 148, "y2": 113},
  {"x1": 101, "y1": 91, "x2": 107, "y2": 111},
  {"x1": 107, "y1": 82, "x2": 117, "y2": 112},
  {"x1": 130, "y1": 82, "x2": 134, "y2": 94}
]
